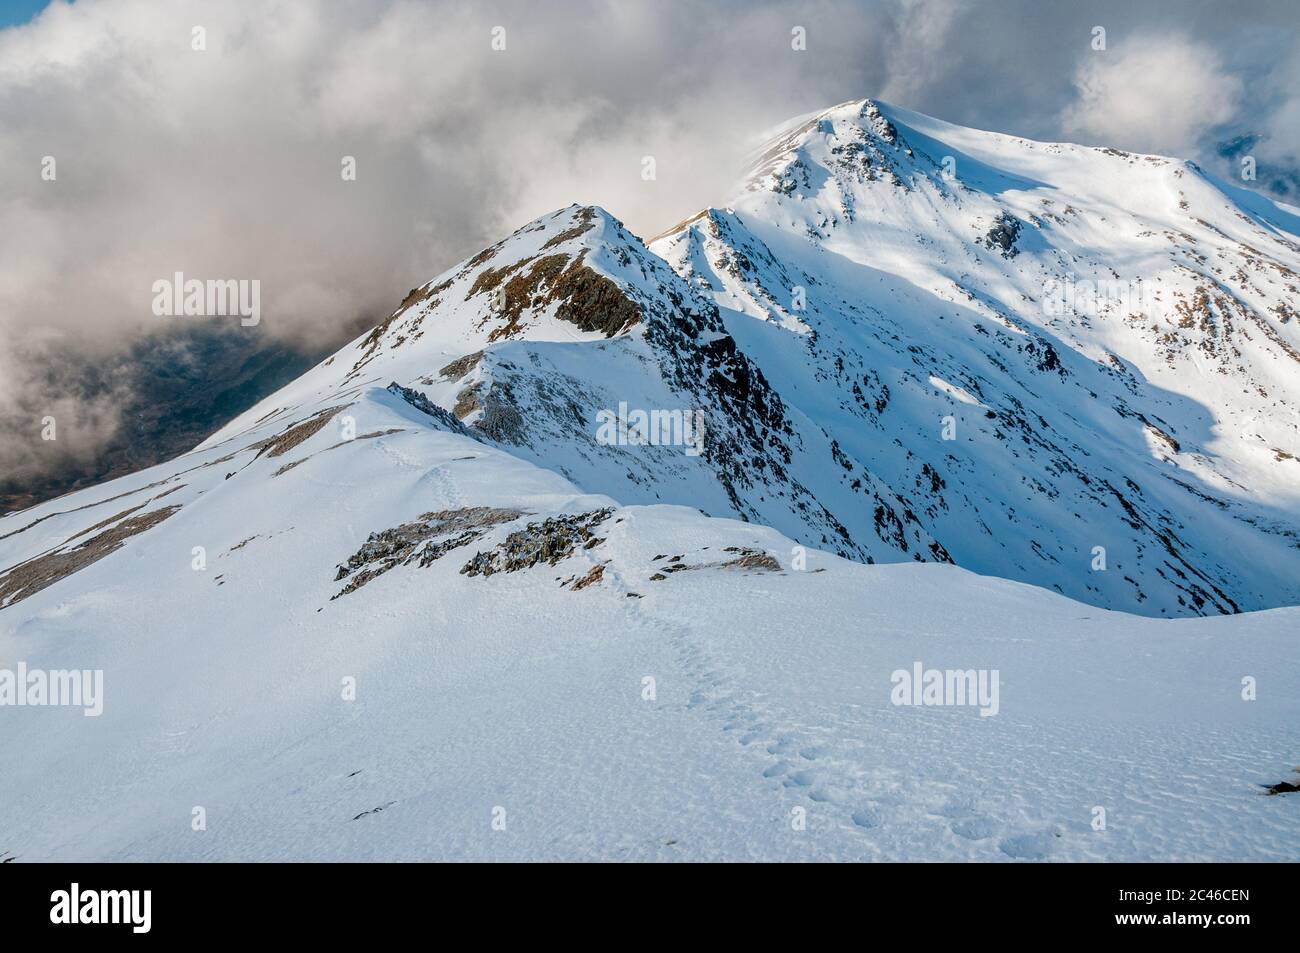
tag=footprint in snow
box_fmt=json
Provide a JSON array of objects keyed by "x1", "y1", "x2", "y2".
[
  {"x1": 851, "y1": 807, "x2": 882, "y2": 829},
  {"x1": 934, "y1": 794, "x2": 979, "y2": 819},
  {"x1": 766, "y1": 738, "x2": 798, "y2": 756},
  {"x1": 808, "y1": 785, "x2": 849, "y2": 804},
  {"x1": 784, "y1": 769, "x2": 819, "y2": 788},
  {"x1": 998, "y1": 829, "x2": 1062, "y2": 860},
  {"x1": 950, "y1": 816, "x2": 998, "y2": 840}
]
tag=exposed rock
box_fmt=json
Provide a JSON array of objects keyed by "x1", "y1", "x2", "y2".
[
  {"x1": 333, "y1": 507, "x2": 526, "y2": 597},
  {"x1": 438, "y1": 350, "x2": 484, "y2": 381},
  {"x1": 570, "y1": 563, "x2": 606, "y2": 590},
  {"x1": 452, "y1": 383, "x2": 482, "y2": 420},
  {"x1": 540, "y1": 205, "x2": 597, "y2": 248},
  {"x1": 385, "y1": 382, "x2": 474, "y2": 435},
  {"x1": 471, "y1": 382, "x2": 527, "y2": 444},
  {"x1": 1261, "y1": 767, "x2": 1300, "y2": 795},
  {"x1": 982, "y1": 212, "x2": 1022, "y2": 257},
  {"x1": 469, "y1": 249, "x2": 642, "y2": 342},
  {"x1": 649, "y1": 545, "x2": 781, "y2": 576},
  {"x1": 460, "y1": 509, "x2": 614, "y2": 577},
  {"x1": 719, "y1": 547, "x2": 782, "y2": 571}
]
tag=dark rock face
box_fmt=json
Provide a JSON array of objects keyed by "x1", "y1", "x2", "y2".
[
  {"x1": 333, "y1": 506, "x2": 526, "y2": 597},
  {"x1": 386, "y1": 382, "x2": 476, "y2": 436},
  {"x1": 551, "y1": 259, "x2": 643, "y2": 337},
  {"x1": 467, "y1": 248, "x2": 640, "y2": 342},
  {"x1": 460, "y1": 508, "x2": 613, "y2": 577},
  {"x1": 982, "y1": 213, "x2": 1022, "y2": 257},
  {"x1": 1262, "y1": 769, "x2": 1300, "y2": 795}
]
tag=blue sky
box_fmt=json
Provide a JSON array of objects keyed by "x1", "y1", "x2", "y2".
[{"x1": 0, "y1": 0, "x2": 52, "y2": 29}]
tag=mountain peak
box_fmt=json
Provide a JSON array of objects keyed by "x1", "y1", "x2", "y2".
[
  {"x1": 16, "y1": 101, "x2": 1300, "y2": 621},
  {"x1": 650, "y1": 100, "x2": 1300, "y2": 616}
]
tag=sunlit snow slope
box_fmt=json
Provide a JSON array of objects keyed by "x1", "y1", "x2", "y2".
[
  {"x1": 652, "y1": 100, "x2": 1300, "y2": 616},
  {"x1": 1, "y1": 386, "x2": 1296, "y2": 860},
  {"x1": 1, "y1": 101, "x2": 1298, "y2": 861}
]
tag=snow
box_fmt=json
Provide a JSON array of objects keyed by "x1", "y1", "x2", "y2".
[
  {"x1": 652, "y1": 99, "x2": 1300, "y2": 615},
  {"x1": 2, "y1": 101, "x2": 1298, "y2": 862},
  {"x1": 1, "y1": 382, "x2": 1296, "y2": 861}
]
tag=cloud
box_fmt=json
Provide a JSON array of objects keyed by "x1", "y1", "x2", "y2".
[
  {"x1": 0, "y1": 0, "x2": 1294, "y2": 489},
  {"x1": 1257, "y1": 49, "x2": 1300, "y2": 169},
  {"x1": 878, "y1": 0, "x2": 963, "y2": 105},
  {"x1": 1060, "y1": 33, "x2": 1244, "y2": 156},
  {"x1": 0, "y1": 0, "x2": 898, "y2": 485}
]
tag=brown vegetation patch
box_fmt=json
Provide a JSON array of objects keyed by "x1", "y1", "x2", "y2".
[
  {"x1": 63, "y1": 485, "x2": 186, "y2": 543},
  {"x1": 648, "y1": 209, "x2": 709, "y2": 244},
  {"x1": 0, "y1": 505, "x2": 182, "y2": 609},
  {"x1": 570, "y1": 562, "x2": 606, "y2": 590},
  {"x1": 439, "y1": 350, "x2": 484, "y2": 380},
  {"x1": 467, "y1": 249, "x2": 641, "y2": 342},
  {"x1": 271, "y1": 428, "x2": 404, "y2": 477},
  {"x1": 2, "y1": 481, "x2": 185, "y2": 543},
  {"x1": 540, "y1": 206, "x2": 597, "y2": 249},
  {"x1": 464, "y1": 243, "x2": 500, "y2": 270},
  {"x1": 348, "y1": 279, "x2": 451, "y2": 375},
  {"x1": 254, "y1": 406, "x2": 348, "y2": 459},
  {"x1": 65, "y1": 503, "x2": 149, "y2": 542}
]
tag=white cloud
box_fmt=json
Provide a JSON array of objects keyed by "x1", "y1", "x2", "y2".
[
  {"x1": 0, "y1": 0, "x2": 1292, "y2": 486},
  {"x1": 0, "y1": 0, "x2": 907, "y2": 482},
  {"x1": 1257, "y1": 49, "x2": 1300, "y2": 166},
  {"x1": 1061, "y1": 33, "x2": 1244, "y2": 156}
]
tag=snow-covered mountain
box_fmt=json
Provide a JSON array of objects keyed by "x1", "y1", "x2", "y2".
[
  {"x1": 1, "y1": 101, "x2": 1298, "y2": 861},
  {"x1": 198, "y1": 99, "x2": 1300, "y2": 618},
  {"x1": 649, "y1": 100, "x2": 1300, "y2": 616}
]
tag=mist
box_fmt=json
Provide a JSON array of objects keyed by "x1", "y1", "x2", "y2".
[{"x1": 2, "y1": 0, "x2": 1297, "y2": 490}]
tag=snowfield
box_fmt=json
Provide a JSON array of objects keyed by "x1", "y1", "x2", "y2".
[
  {"x1": 1, "y1": 100, "x2": 1298, "y2": 861},
  {"x1": 1, "y1": 387, "x2": 1295, "y2": 861}
]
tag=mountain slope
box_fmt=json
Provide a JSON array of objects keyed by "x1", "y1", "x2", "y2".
[
  {"x1": 2, "y1": 100, "x2": 1299, "y2": 861},
  {"x1": 652, "y1": 100, "x2": 1300, "y2": 615},
  {"x1": 203, "y1": 202, "x2": 948, "y2": 567},
  {"x1": 0, "y1": 379, "x2": 1296, "y2": 861},
  {"x1": 192, "y1": 103, "x2": 1300, "y2": 617}
]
